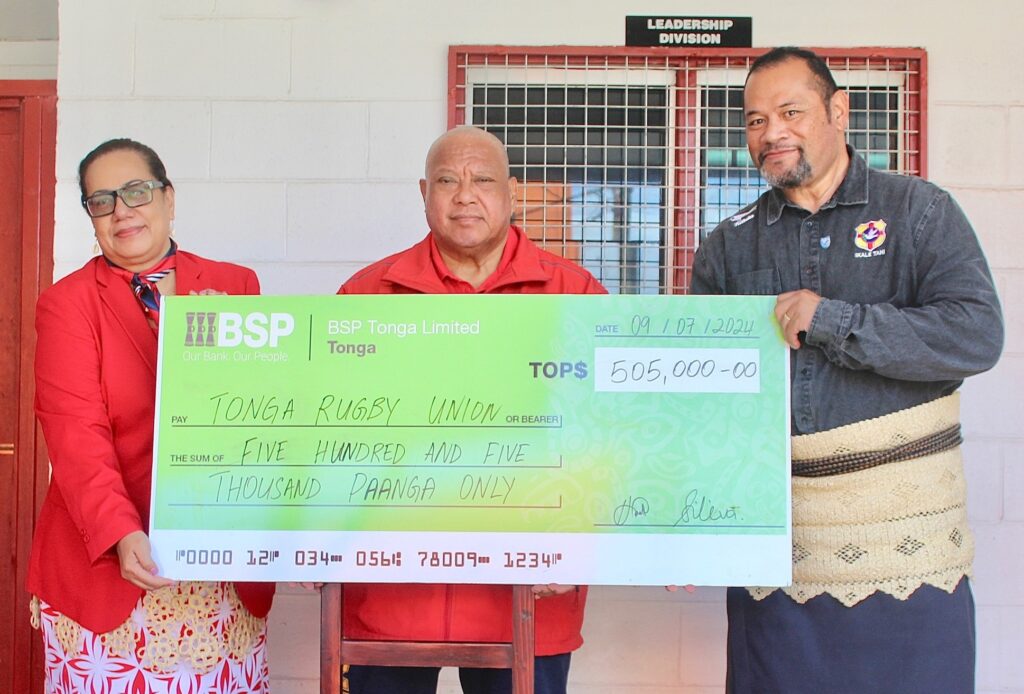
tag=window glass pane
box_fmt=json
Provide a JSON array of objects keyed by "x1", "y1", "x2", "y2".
[
  {"x1": 847, "y1": 86, "x2": 900, "y2": 170},
  {"x1": 699, "y1": 85, "x2": 766, "y2": 239}
]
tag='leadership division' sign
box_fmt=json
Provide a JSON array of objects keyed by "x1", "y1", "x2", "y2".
[{"x1": 626, "y1": 16, "x2": 753, "y2": 47}]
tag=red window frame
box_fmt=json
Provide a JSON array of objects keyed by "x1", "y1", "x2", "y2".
[{"x1": 447, "y1": 46, "x2": 927, "y2": 293}]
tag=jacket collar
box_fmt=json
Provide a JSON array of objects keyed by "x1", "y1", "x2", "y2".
[
  {"x1": 380, "y1": 226, "x2": 553, "y2": 292},
  {"x1": 765, "y1": 145, "x2": 870, "y2": 225},
  {"x1": 92, "y1": 249, "x2": 203, "y2": 375}
]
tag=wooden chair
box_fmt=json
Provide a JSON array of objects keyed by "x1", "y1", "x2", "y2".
[{"x1": 320, "y1": 584, "x2": 536, "y2": 694}]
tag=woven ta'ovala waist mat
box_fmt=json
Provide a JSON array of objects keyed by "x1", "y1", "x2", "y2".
[{"x1": 747, "y1": 393, "x2": 973, "y2": 607}]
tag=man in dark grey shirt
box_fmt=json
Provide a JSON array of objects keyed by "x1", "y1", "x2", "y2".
[{"x1": 691, "y1": 47, "x2": 1003, "y2": 693}]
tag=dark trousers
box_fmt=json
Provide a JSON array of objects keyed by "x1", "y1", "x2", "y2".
[
  {"x1": 347, "y1": 653, "x2": 572, "y2": 694},
  {"x1": 726, "y1": 578, "x2": 976, "y2": 694}
]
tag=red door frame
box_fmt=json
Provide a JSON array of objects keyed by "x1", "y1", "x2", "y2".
[{"x1": 0, "y1": 78, "x2": 56, "y2": 694}]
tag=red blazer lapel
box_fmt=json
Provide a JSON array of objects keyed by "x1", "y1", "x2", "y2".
[
  {"x1": 174, "y1": 251, "x2": 204, "y2": 295},
  {"x1": 95, "y1": 260, "x2": 158, "y2": 375}
]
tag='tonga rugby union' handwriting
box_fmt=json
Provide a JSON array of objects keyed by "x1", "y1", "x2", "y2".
[
  {"x1": 315, "y1": 394, "x2": 399, "y2": 426},
  {"x1": 209, "y1": 392, "x2": 295, "y2": 424}
]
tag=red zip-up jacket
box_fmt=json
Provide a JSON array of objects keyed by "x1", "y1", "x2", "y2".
[{"x1": 338, "y1": 226, "x2": 604, "y2": 654}]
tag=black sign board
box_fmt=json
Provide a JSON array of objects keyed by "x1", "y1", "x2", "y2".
[{"x1": 626, "y1": 16, "x2": 752, "y2": 47}]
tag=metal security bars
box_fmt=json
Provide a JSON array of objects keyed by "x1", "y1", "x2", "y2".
[{"x1": 449, "y1": 47, "x2": 926, "y2": 294}]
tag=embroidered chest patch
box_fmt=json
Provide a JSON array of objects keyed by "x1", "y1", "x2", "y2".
[{"x1": 853, "y1": 219, "x2": 887, "y2": 258}]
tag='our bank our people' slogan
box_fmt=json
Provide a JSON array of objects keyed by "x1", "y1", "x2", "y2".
[{"x1": 150, "y1": 294, "x2": 791, "y2": 586}]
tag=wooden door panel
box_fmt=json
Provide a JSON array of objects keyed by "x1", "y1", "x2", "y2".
[
  {"x1": 0, "y1": 102, "x2": 25, "y2": 694},
  {"x1": 0, "y1": 81, "x2": 55, "y2": 694}
]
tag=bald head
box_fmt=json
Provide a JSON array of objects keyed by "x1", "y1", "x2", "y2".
[
  {"x1": 419, "y1": 125, "x2": 518, "y2": 280},
  {"x1": 424, "y1": 126, "x2": 510, "y2": 179}
]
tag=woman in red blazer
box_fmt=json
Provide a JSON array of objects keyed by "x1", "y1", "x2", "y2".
[{"x1": 28, "y1": 138, "x2": 274, "y2": 692}]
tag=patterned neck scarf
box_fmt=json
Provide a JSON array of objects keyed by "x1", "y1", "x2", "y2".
[{"x1": 108, "y1": 240, "x2": 177, "y2": 328}]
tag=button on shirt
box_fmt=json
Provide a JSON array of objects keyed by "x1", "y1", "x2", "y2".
[{"x1": 691, "y1": 148, "x2": 1003, "y2": 434}]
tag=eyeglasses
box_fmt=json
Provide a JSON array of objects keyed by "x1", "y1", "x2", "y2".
[{"x1": 81, "y1": 180, "x2": 165, "y2": 218}]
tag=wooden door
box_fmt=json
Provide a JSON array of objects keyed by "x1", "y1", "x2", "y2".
[{"x1": 0, "y1": 81, "x2": 56, "y2": 694}]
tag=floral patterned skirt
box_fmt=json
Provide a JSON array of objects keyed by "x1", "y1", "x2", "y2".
[{"x1": 32, "y1": 581, "x2": 268, "y2": 694}]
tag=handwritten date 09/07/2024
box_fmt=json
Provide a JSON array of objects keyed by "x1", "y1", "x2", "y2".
[{"x1": 625, "y1": 314, "x2": 755, "y2": 338}]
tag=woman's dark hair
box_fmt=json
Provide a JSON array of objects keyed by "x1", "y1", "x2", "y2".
[{"x1": 78, "y1": 138, "x2": 173, "y2": 199}]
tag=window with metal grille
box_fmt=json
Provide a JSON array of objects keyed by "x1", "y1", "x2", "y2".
[{"x1": 449, "y1": 48, "x2": 926, "y2": 294}]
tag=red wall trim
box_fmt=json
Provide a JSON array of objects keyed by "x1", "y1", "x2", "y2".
[{"x1": 0, "y1": 80, "x2": 56, "y2": 98}]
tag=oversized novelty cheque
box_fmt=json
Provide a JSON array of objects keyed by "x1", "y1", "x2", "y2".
[{"x1": 150, "y1": 294, "x2": 791, "y2": 586}]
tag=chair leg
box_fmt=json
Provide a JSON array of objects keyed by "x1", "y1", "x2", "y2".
[
  {"x1": 511, "y1": 585, "x2": 535, "y2": 694},
  {"x1": 320, "y1": 584, "x2": 343, "y2": 694}
]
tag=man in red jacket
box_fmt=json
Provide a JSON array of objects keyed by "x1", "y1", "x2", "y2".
[{"x1": 338, "y1": 126, "x2": 604, "y2": 693}]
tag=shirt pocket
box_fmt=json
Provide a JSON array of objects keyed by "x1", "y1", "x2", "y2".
[{"x1": 726, "y1": 268, "x2": 781, "y2": 295}]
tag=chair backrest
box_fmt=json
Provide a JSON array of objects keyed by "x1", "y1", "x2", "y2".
[{"x1": 320, "y1": 583, "x2": 536, "y2": 693}]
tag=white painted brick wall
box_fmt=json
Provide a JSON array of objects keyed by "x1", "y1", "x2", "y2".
[
  {"x1": 210, "y1": 102, "x2": 369, "y2": 180},
  {"x1": 367, "y1": 102, "x2": 447, "y2": 180},
  {"x1": 177, "y1": 181, "x2": 287, "y2": 262},
  {"x1": 56, "y1": 5, "x2": 137, "y2": 98},
  {"x1": 1002, "y1": 274, "x2": 1024, "y2": 339},
  {"x1": 964, "y1": 440, "x2": 1005, "y2": 523},
  {"x1": 963, "y1": 365, "x2": 1024, "y2": 438},
  {"x1": 930, "y1": 105, "x2": 1010, "y2": 186},
  {"x1": 954, "y1": 189, "x2": 1024, "y2": 269},
  {"x1": 289, "y1": 21, "x2": 444, "y2": 102},
  {"x1": 1008, "y1": 106, "x2": 1024, "y2": 186},
  {"x1": 247, "y1": 261, "x2": 361, "y2": 298},
  {"x1": 1007, "y1": 445, "x2": 1024, "y2": 523},
  {"x1": 978, "y1": 604, "x2": 1024, "y2": 691},
  {"x1": 134, "y1": 18, "x2": 294, "y2": 98},
  {"x1": 47, "y1": 1, "x2": 1024, "y2": 692},
  {"x1": 55, "y1": 100, "x2": 215, "y2": 178},
  {"x1": 52, "y1": 180, "x2": 93, "y2": 273},
  {"x1": 286, "y1": 182, "x2": 423, "y2": 263}
]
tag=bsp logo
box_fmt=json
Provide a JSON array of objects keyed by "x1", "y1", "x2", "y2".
[{"x1": 185, "y1": 312, "x2": 295, "y2": 348}]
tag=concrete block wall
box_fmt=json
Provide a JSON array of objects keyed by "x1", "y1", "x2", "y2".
[{"x1": 52, "y1": 1, "x2": 1023, "y2": 692}]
